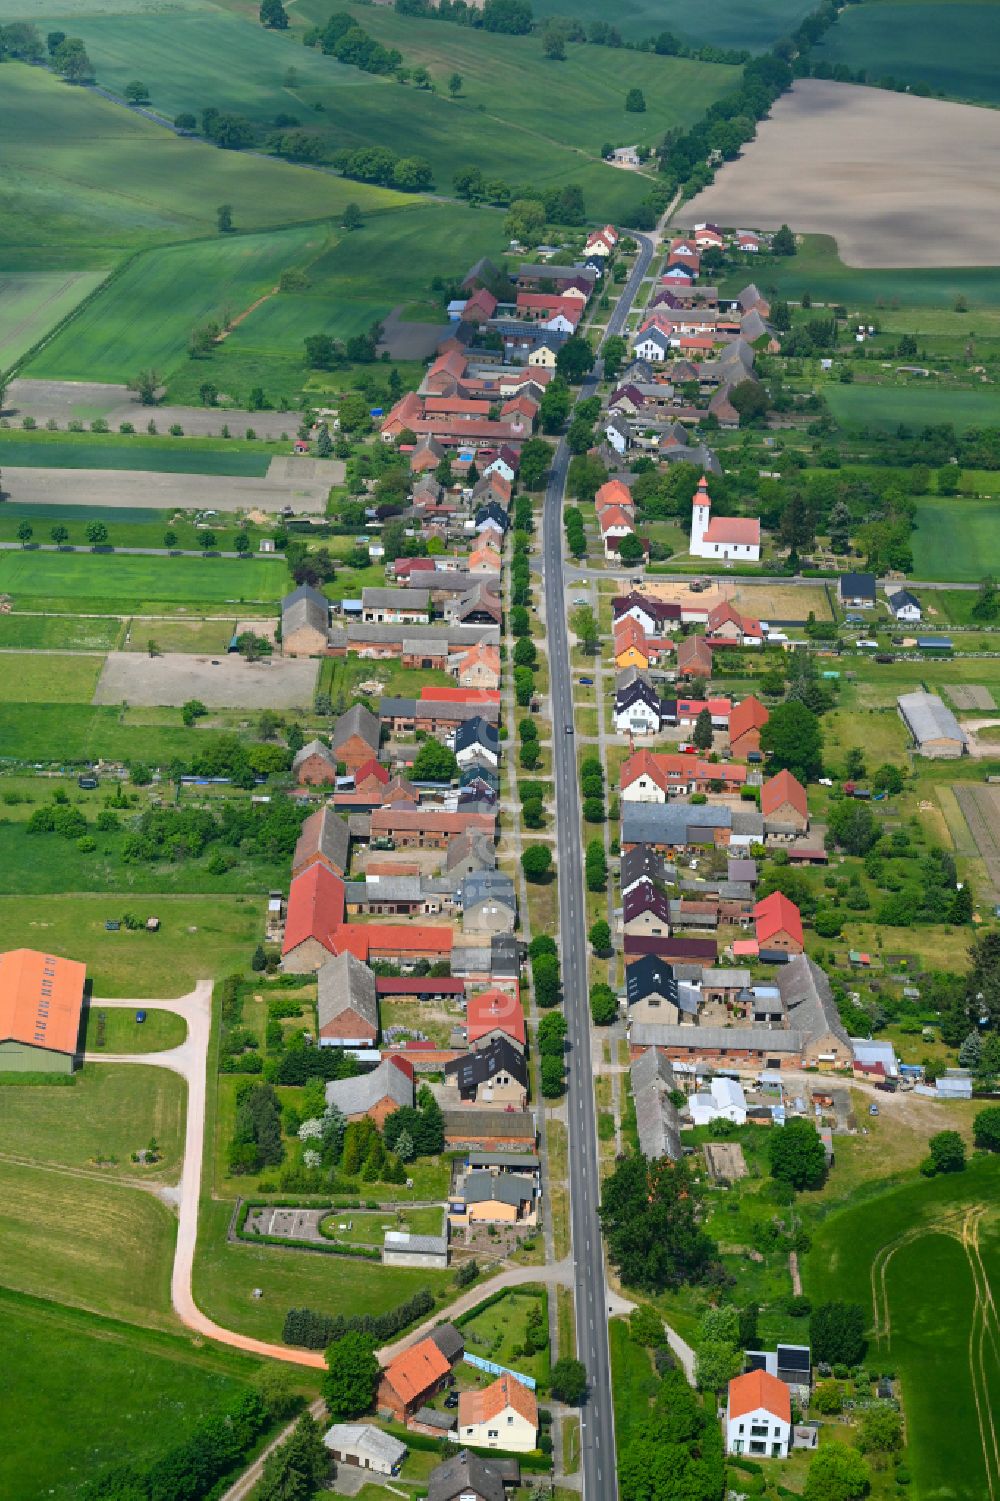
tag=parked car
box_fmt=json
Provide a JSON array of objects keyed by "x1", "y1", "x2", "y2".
[
  {"x1": 135, "y1": 1010, "x2": 147, "y2": 1024},
  {"x1": 868, "y1": 1102, "x2": 879, "y2": 1116}
]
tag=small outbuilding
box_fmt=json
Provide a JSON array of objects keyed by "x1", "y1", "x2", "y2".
[
  {"x1": 323, "y1": 1423, "x2": 407, "y2": 1476},
  {"x1": 897, "y1": 691, "x2": 967, "y2": 758}
]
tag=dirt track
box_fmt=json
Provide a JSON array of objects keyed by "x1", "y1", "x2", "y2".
[{"x1": 685, "y1": 80, "x2": 1000, "y2": 267}]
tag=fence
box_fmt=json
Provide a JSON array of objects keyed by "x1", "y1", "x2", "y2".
[{"x1": 463, "y1": 1353, "x2": 536, "y2": 1390}]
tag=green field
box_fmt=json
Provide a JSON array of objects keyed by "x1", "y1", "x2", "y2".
[
  {"x1": 911, "y1": 498, "x2": 1000, "y2": 580},
  {"x1": 0, "y1": 703, "x2": 204, "y2": 763},
  {"x1": 0, "y1": 651, "x2": 103, "y2": 702},
  {"x1": 29, "y1": 225, "x2": 327, "y2": 383},
  {"x1": 0, "y1": 1157, "x2": 178, "y2": 1326},
  {"x1": 723, "y1": 233, "x2": 1000, "y2": 310},
  {"x1": 0, "y1": 613, "x2": 122, "y2": 650},
  {"x1": 0, "y1": 434, "x2": 273, "y2": 476},
  {"x1": 814, "y1": 0, "x2": 1000, "y2": 105},
  {"x1": 194, "y1": 1198, "x2": 450, "y2": 1342},
  {"x1": 0, "y1": 818, "x2": 288, "y2": 895},
  {"x1": 826, "y1": 381, "x2": 1000, "y2": 434},
  {"x1": 82, "y1": 1004, "x2": 188, "y2": 1054},
  {"x1": 0, "y1": 1062, "x2": 185, "y2": 1180},
  {"x1": 0, "y1": 1290, "x2": 268, "y2": 1501},
  {"x1": 0, "y1": 549, "x2": 286, "y2": 606},
  {"x1": 0, "y1": 269, "x2": 105, "y2": 365},
  {"x1": 0, "y1": 64, "x2": 405, "y2": 271},
  {"x1": 806, "y1": 1157, "x2": 1000, "y2": 1501},
  {"x1": 0, "y1": 892, "x2": 265, "y2": 994},
  {"x1": 530, "y1": 0, "x2": 816, "y2": 47}
]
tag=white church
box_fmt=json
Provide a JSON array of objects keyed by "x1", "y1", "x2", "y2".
[{"x1": 689, "y1": 475, "x2": 760, "y2": 562}]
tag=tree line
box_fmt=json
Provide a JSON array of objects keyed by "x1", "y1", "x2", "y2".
[{"x1": 283, "y1": 1285, "x2": 435, "y2": 1348}]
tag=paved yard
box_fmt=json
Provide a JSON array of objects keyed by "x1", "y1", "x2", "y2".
[{"x1": 94, "y1": 651, "x2": 317, "y2": 709}]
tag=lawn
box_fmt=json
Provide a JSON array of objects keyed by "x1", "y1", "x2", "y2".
[
  {"x1": 0, "y1": 1289, "x2": 274, "y2": 1501},
  {"x1": 126, "y1": 617, "x2": 237, "y2": 653},
  {"x1": 0, "y1": 433, "x2": 273, "y2": 476},
  {"x1": 608, "y1": 1317, "x2": 659, "y2": 1450},
  {"x1": 0, "y1": 702, "x2": 202, "y2": 763},
  {"x1": 0, "y1": 549, "x2": 286, "y2": 606},
  {"x1": 910, "y1": 498, "x2": 1000, "y2": 580},
  {"x1": 82, "y1": 1004, "x2": 188, "y2": 1054},
  {"x1": 0, "y1": 1157, "x2": 178, "y2": 1326},
  {"x1": 193, "y1": 1198, "x2": 451, "y2": 1342},
  {"x1": 459, "y1": 1288, "x2": 551, "y2": 1387},
  {"x1": 0, "y1": 892, "x2": 265, "y2": 995},
  {"x1": 0, "y1": 612, "x2": 122, "y2": 651},
  {"x1": 29, "y1": 225, "x2": 327, "y2": 384},
  {"x1": 319, "y1": 652, "x2": 454, "y2": 704},
  {"x1": 826, "y1": 381, "x2": 1000, "y2": 434},
  {"x1": 0, "y1": 1062, "x2": 185, "y2": 1181},
  {"x1": 805, "y1": 1156, "x2": 1000, "y2": 1501},
  {"x1": 813, "y1": 0, "x2": 1000, "y2": 105},
  {"x1": 318, "y1": 1205, "x2": 445, "y2": 1246},
  {"x1": 0, "y1": 64, "x2": 405, "y2": 271},
  {"x1": 0, "y1": 651, "x2": 103, "y2": 703},
  {"x1": 0, "y1": 269, "x2": 105, "y2": 366},
  {"x1": 721, "y1": 233, "x2": 1000, "y2": 310}
]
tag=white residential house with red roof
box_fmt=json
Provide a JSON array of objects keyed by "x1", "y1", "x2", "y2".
[
  {"x1": 726, "y1": 1371, "x2": 791, "y2": 1458},
  {"x1": 689, "y1": 476, "x2": 760, "y2": 562}
]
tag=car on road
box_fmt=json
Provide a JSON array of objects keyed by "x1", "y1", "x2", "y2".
[{"x1": 566, "y1": 724, "x2": 574, "y2": 734}]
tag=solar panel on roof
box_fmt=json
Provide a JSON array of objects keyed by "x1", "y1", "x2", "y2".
[{"x1": 777, "y1": 1344, "x2": 810, "y2": 1372}]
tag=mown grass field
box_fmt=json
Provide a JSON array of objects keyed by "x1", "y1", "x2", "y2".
[
  {"x1": 0, "y1": 434, "x2": 273, "y2": 476},
  {"x1": 0, "y1": 651, "x2": 103, "y2": 702},
  {"x1": 814, "y1": 0, "x2": 1000, "y2": 105},
  {"x1": 911, "y1": 498, "x2": 1000, "y2": 580},
  {"x1": 0, "y1": 703, "x2": 201, "y2": 763},
  {"x1": 0, "y1": 269, "x2": 105, "y2": 365},
  {"x1": 194, "y1": 1198, "x2": 451, "y2": 1342},
  {"x1": 29, "y1": 225, "x2": 327, "y2": 383},
  {"x1": 0, "y1": 550, "x2": 286, "y2": 606},
  {"x1": 0, "y1": 1290, "x2": 270, "y2": 1501},
  {"x1": 0, "y1": 1063, "x2": 185, "y2": 1180},
  {"x1": 82, "y1": 1004, "x2": 187, "y2": 1054},
  {"x1": 722, "y1": 233, "x2": 1000, "y2": 309},
  {"x1": 0, "y1": 892, "x2": 264, "y2": 994},
  {"x1": 826, "y1": 381, "x2": 1000, "y2": 434},
  {"x1": 0, "y1": 64, "x2": 405, "y2": 271},
  {"x1": 0, "y1": 1157, "x2": 178, "y2": 1326},
  {"x1": 806, "y1": 1157, "x2": 1000, "y2": 1501},
  {"x1": 0, "y1": 612, "x2": 122, "y2": 650}
]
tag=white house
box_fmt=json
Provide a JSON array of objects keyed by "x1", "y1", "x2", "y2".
[
  {"x1": 614, "y1": 681, "x2": 662, "y2": 736},
  {"x1": 633, "y1": 326, "x2": 672, "y2": 363},
  {"x1": 605, "y1": 412, "x2": 631, "y2": 455},
  {"x1": 689, "y1": 1076, "x2": 747, "y2": 1126},
  {"x1": 689, "y1": 475, "x2": 760, "y2": 562},
  {"x1": 887, "y1": 588, "x2": 922, "y2": 623},
  {"x1": 544, "y1": 312, "x2": 576, "y2": 334},
  {"x1": 456, "y1": 1375, "x2": 538, "y2": 1453},
  {"x1": 726, "y1": 1371, "x2": 791, "y2": 1459}
]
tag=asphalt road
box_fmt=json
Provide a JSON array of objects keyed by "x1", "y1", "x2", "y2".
[{"x1": 542, "y1": 231, "x2": 655, "y2": 1501}]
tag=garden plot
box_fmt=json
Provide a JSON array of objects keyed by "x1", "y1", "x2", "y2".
[
  {"x1": 685, "y1": 80, "x2": 1000, "y2": 267},
  {"x1": 5, "y1": 380, "x2": 301, "y2": 440},
  {"x1": 948, "y1": 685, "x2": 996, "y2": 711},
  {"x1": 0, "y1": 465, "x2": 330, "y2": 513},
  {"x1": 953, "y1": 783, "x2": 1000, "y2": 897},
  {"x1": 93, "y1": 651, "x2": 317, "y2": 709}
]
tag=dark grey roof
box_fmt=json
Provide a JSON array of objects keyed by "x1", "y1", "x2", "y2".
[
  {"x1": 380, "y1": 697, "x2": 499, "y2": 725},
  {"x1": 446, "y1": 831, "x2": 496, "y2": 873},
  {"x1": 728, "y1": 857, "x2": 758, "y2": 884},
  {"x1": 442, "y1": 1108, "x2": 535, "y2": 1140},
  {"x1": 427, "y1": 1450, "x2": 506, "y2": 1501},
  {"x1": 317, "y1": 952, "x2": 378, "y2": 1034},
  {"x1": 622, "y1": 803, "x2": 732, "y2": 847},
  {"x1": 629, "y1": 1021, "x2": 803, "y2": 1051},
  {"x1": 455, "y1": 716, "x2": 501, "y2": 750},
  {"x1": 282, "y1": 583, "x2": 329, "y2": 637},
  {"x1": 630, "y1": 1047, "x2": 682, "y2": 1160},
  {"x1": 616, "y1": 678, "x2": 661, "y2": 714},
  {"x1": 620, "y1": 845, "x2": 668, "y2": 894},
  {"x1": 888, "y1": 589, "x2": 920, "y2": 611},
  {"x1": 777, "y1": 954, "x2": 853, "y2": 1052},
  {"x1": 459, "y1": 1170, "x2": 535, "y2": 1207},
  {"x1": 292, "y1": 738, "x2": 336, "y2": 773},
  {"x1": 466, "y1": 1151, "x2": 540, "y2": 1170},
  {"x1": 293, "y1": 805, "x2": 350, "y2": 875},
  {"x1": 839, "y1": 571, "x2": 877, "y2": 600},
  {"x1": 490, "y1": 933, "x2": 520, "y2": 978},
  {"x1": 343, "y1": 622, "x2": 499, "y2": 648},
  {"x1": 330, "y1": 703, "x2": 380, "y2": 752},
  {"x1": 428, "y1": 1323, "x2": 465, "y2": 1362},
  {"x1": 325, "y1": 1059, "x2": 413, "y2": 1115},
  {"x1": 362, "y1": 586, "x2": 431, "y2": 611},
  {"x1": 461, "y1": 871, "x2": 516, "y2": 910},
  {"x1": 445, "y1": 1037, "x2": 527, "y2": 1094},
  {"x1": 518, "y1": 262, "x2": 596, "y2": 285},
  {"x1": 898, "y1": 691, "x2": 966, "y2": 748},
  {"x1": 625, "y1": 954, "x2": 678, "y2": 1007},
  {"x1": 414, "y1": 1407, "x2": 457, "y2": 1433}
]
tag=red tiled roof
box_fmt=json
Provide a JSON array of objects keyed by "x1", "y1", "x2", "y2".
[
  {"x1": 0, "y1": 948, "x2": 86, "y2": 1056},
  {"x1": 383, "y1": 1337, "x2": 451, "y2": 1405},
  {"x1": 362, "y1": 924, "x2": 454, "y2": 954},
  {"x1": 467, "y1": 987, "x2": 526, "y2": 1046},
  {"x1": 754, "y1": 890, "x2": 804, "y2": 946},
  {"x1": 355, "y1": 758, "x2": 390, "y2": 787},
  {"x1": 283, "y1": 864, "x2": 346, "y2": 957},
  {"x1": 459, "y1": 1373, "x2": 538, "y2": 1429},
  {"x1": 421, "y1": 686, "x2": 501, "y2": 704},
  {"x1": 728, "y1": 1369, "x2": 790, "y2": 1423},
  {"x1": 704, "y1": 516, "x2": 761, "y2": 545},
  {"x1": 760, "y1": 769, "x2": 807, "y2": 820},
  {"x1": 728, "y1": 695, "x2": 769, "y2": 742}
]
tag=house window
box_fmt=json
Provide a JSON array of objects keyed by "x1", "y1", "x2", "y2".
[
  {"x1": 488, "y1": 1429, "x2": 498, "y2": 1439},
  {"x1": 751, "y1": 1425, "x2": 768, "y2": 1437},
  {"x1": 749, "y1": 1441, "x2": 766, "y2": 1455}
]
